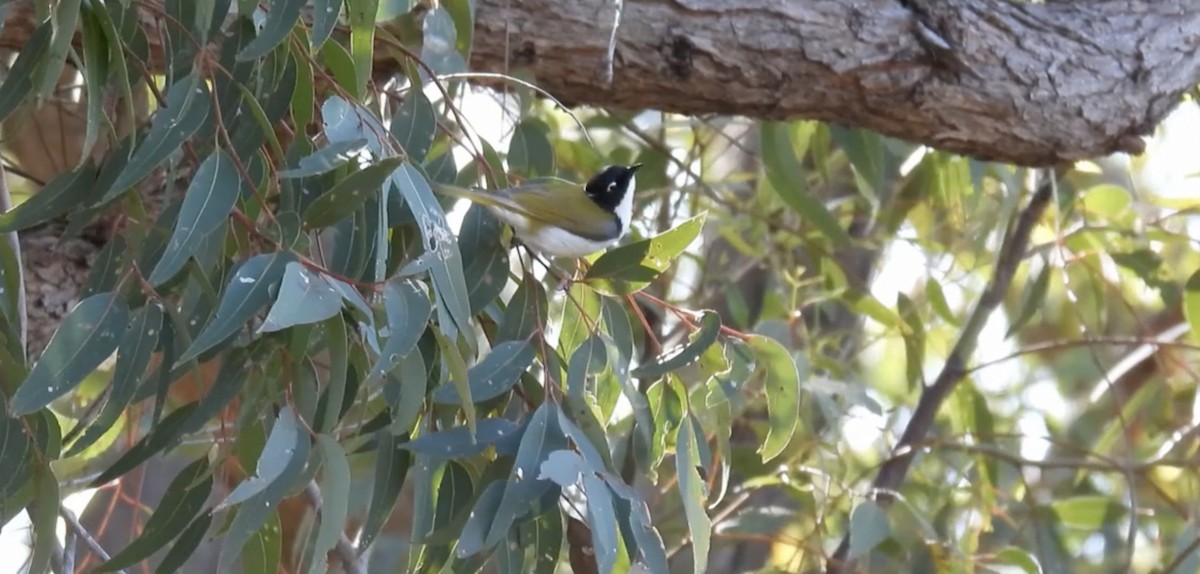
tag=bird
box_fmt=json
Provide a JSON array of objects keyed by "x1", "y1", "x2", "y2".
[{"x1": 431, "y1": 164, "x2": 641, "y2": 258}]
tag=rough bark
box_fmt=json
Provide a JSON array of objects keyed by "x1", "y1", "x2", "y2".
[
  {"x1": 4, "y1": 0, "x2": 1197, "y2": 166},
  {"x1": 467, "y1": 0, "x2": 1200, "y2": 166}
]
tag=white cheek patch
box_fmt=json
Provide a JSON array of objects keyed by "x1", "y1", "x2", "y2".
[{"x1": 614, "y1": 174, "x2": 635, "y2": 237}]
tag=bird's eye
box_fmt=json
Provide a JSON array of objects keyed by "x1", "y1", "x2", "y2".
[{"x1": 607, "y1": 182, "x2": 616, "y2": 191}]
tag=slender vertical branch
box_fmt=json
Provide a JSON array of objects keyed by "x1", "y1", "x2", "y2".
[
  {"x1": 827, "y1": 168, "x2": 1060, "y2": 573},
  {"x1": 60, "y1": 506, "x2": 124, "y2": 574}
]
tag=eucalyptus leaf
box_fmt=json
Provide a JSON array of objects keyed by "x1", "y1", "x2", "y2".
[
  {"x1": 632, "y1": 311, "x2": 721, "y2": 380},
  {"x1": 391, "y1": 89, "x2": 436, "y2": 163},
  {"x1": 106, "y1": 75, "x2": 211, "y2": 200},
  {"x1": 404, "y1": 418, "x2": 522, "y2": 461},
  {"x1": 280, "y1": 139, "x2": 367, "y2": 178},
  {"x1": 431, "y1": 341, "x2": 536, "y2": 404},
  {"x1": 586, "y1": 213, "x2": 706, "y2": 295},
  {"x1": 11, "y1": 292, "x2": 130, "y2": 415},
  {"x1": 259, "y1": 263, "x2": 344, "y2": 332},
  {"x1": 97, "y1": 458, "x2": 213, "y2": 572},
  {"x1": 150, "y1": 151, "x2": 243, "y2": 285},
  {"x1": 178, "y1": 252, "x2": 296, "y2": 364},
  {"x1": 746, "y1": 334, "x2": 800, "y2": 463},
  {"x1": 237, "y1": 0, "x2": 305, "y2": 61}
]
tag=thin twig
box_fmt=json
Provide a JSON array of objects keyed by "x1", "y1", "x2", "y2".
[
  {"x1": 827, "y1": 168, "x2": 1060, "y2": 573},
  {"x1": 60, "y1": 505, "x2": 125, "y2": 574},
  {"x1": 603, "y1": 0, "x2": 625, "y2": 85},
  {"x1": 302, "y1": 481, "x2": 364, "y2": 574},
  {"x1": 0, "y1": 161, "x2": 27, "y2": 356}
]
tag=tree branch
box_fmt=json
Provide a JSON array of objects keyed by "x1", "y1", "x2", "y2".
[
  {"x1": 5, "y1": 0, "x2": 1196, "y2": 166},
  {"x1": 464, "y1": 0, "x2": 1200, "y2": 165},
  {"x1": 826, "y1": 168, "x2": 1058, "y2": 573}
]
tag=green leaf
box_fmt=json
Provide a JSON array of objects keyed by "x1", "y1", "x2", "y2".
[
  {"x1": 457, "y1": 480, "x2": 505, "y2": 557},
  {"x1": 1051, "y1": 496, "x2": 1124, "y2": 528},
  {"x1": 310, "y1": 0, "x2": 341, "y2": 50},
  {"x1": 583, "y1": 474, "x2": 620, "y2": 574},
  {"x1": 217, "y1": 407, "x2": 305, "y2": 510},
  {"x1": 280, "y1": 139, "x2": 366, "y2": 178},
  {"x1": 0, "y1": 161, "x2": 97, "y2": 233},
  {"x1": 746, "y1": 334, "x2": 800, "y2": 463},
  {"x1": 107, "y1": 74, "x2": 211, "y2": 200},
  {"x1": 65, "y1": 304, "x2": 162, "y2": 456},
  {"x1": 391, "y1": 89, "x2": 436, "y2": 163},
  {"x1": 604, "y1": 475, "x2": 668, "y2": 574},
  {"x1": 259, "y1": 263, "x2": 344, "y2": 332},
  {"x1": 36, "y1": 0, "x2": 83, "y2": 98},
  {"x1": 1007, "y1": 262, "x2": 1051, "y2": 338},
  {"x1": 0, "y1": 21, "x2": 51, "y2": 124},
  {"x1": 676, "y1": 417, "x2": 710, "y2": 574},
  {"x1": 760, "y1": 122, "x2": 851, "y2": 248},
  {"x1": 218, "y1": 424, "x2": 311, "y2": 571},
  {"x1": 150, "y1": 151, "x2": 243, "y2": 285},
  {"x1": 586, "y1": 213, "x2": 706, "y2": 294},
  {"x1": 302, "y1": 157, "x2": 404, "y2": 229},
  {"x1": 458, "y1": 205, "x2": 509, "y2": 313},
  {"x1": 559, "y1": 283, "x2": 600, "y2": 357},
  {"x1": 498, "y1": 273, "x2": 547, "y2": 343},
  {"x1": 509, "y1": 120, "x2": 555, "y2": 177},
  {"x1": 156, "y1": 512, "x2": 213, "y2": 574},
  {"x1": 897, "y1": 293, "x2": 925, "y2": 389},
  {"x1": 633, "y1": 311, "x2": 720, "y2": 380},
  {"x1": 404, "y1": 419, "x2": 523, "y2": 460},
  {"x1": 993, "y1": 547, "x2": 1043, "y2": 574},
  {"x1": 11, "y1": 292, "x2": 130, "y2": 415},
  {"x1": 178, "y1": 252, "x2": 296, "y2": 364},
  {"x1": 431, "y1": 341, "x2": 537, "y2": 404},
  {"x1": 79, "y1": 5, "x2": 110, "y2": 163},
  {"x1": 237, "y1": 0, "x2": 305, "y2": 61},
  {"x1": 1184, "y1": 269, "x2": 1200, "y2": 344},
  {"x1": 307, "y1": 435, "x2": 351, "y2": 574},
  {"x1": 347, "y1": 0, "x2": 379, "y2": 98},
  {"x1": 26, "y1": 468, "x2": 59, "y2": 574},
  {"x1": 241, "y1": 511, "x2": 282, "y2": 574},
  {"x1": 0, "y1": 409, "x2": 34, "y2": 501},
  {"x1": 369, "y1": 278, "x2": 432, "y2": 381},
  {"x1": 91, "y1": 404, "x2": 200, "y2": 486},
  {"x1": 360, "y1": 430, "x2": 412, "y2": 552},
  {"x1": 422, "y1": 460, "x2": 473, "y2": 548},
  {"x1": 385, "y1": 351, "x2": 427, "y2": 435},
  {"x1": 390, "y1": 163, "x2": 473, "y2": 340},
  {"x1": 98, "y1": 458, "x2": 214, "y2": 571},
  {"x1": 529, "y1": 505, "x2": 563, "y2": 574},
  {"x1": 483, "y1": 402, "x2": 566, "y2": 550},
  {"x1": 421, "y1": 8, "x2": 466, "y2": 76},
  {"x1": 848, "y1": 501, "x2": 890, "y2": 558}
]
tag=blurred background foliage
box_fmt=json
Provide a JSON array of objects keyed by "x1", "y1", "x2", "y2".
[{"x1": 1, "y1": 1, "x2": 1199, "y2": 574}]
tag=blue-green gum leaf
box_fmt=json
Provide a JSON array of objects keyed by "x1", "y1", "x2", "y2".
[{"x1": 11, "y1": 292, "x2": 130, "y2": 415}]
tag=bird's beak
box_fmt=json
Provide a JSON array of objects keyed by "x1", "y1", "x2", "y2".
[{"x1": 629, "y1": 163, "x2": 643, "y2": 172}]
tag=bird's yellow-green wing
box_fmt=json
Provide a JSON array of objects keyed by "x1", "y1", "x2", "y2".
[
  {"x1": 431, "y1": 180, "x2": 621, "y2": 242},
  {"x1": 493, "y1": 179, "x2": 622, "y2": 241}
]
